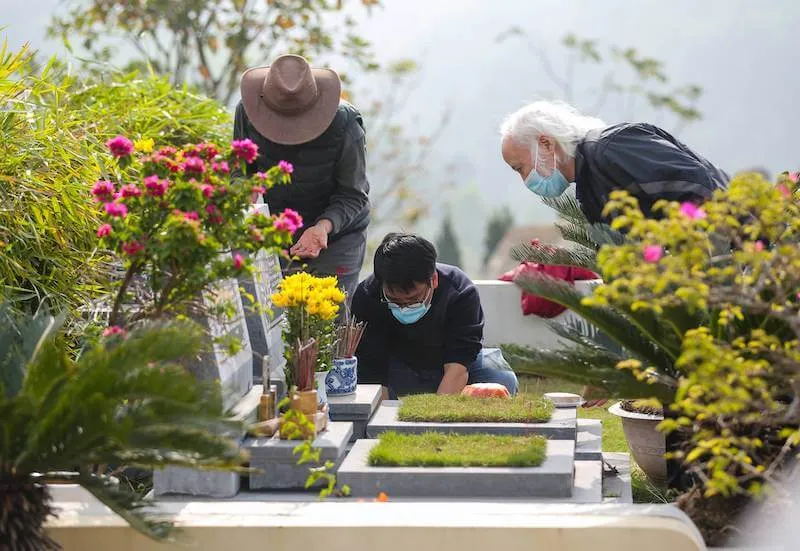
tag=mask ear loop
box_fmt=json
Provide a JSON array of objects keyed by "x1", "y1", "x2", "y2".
[{"x1": 532, "y1": 141, "x2": 540, "y2": 176}]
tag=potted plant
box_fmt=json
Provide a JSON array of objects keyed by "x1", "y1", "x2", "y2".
[
  {"x1": 326, "y1": 315, "x2": 367, "y2": 395},
  {"x1": 0, "y1": 306, "x2": 246, "y2": 550},
  {"x1": 608, "y1": 400, "x2": 666, "y2": 482},
  {"x1": 506, "y1": 171, "x2": 800, "y2": 545},
  {"x1": 270, "y1": 272, "x2": 345, "y2": 407}
]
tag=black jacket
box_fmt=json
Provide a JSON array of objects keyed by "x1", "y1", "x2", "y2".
[
  {"x1": 574, "y1": 123, "x2": 729, "y2": 223},
  {"x1": 352, "y1": 264, "x2": 484, "y2": 386},
  {"x1": 233, "y1": 101, "x2": 370, "y2": 243}
]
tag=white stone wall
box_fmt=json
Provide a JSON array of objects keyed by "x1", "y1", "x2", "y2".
[{"x1": 474, "y1": 280, "x2": 600, "y2": 349}]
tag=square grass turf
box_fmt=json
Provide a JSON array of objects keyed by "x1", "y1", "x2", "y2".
[
  {"x1": 368, "y1": 431, "x2": 547, "y2": 468},
  {"x1": 397, "y1": 393, "x2": 553, "y2": 423}
]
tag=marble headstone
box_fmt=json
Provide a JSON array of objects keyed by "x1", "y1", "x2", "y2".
[{"x1": 239, "y1": 203, "x2": 288, "y2": 396}]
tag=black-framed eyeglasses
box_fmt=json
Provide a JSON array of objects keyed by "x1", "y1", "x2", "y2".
[{"x1": 380, "y1": 282, "x2": 433, "y2": 309}]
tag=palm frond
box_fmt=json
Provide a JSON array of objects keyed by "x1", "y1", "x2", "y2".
[
  {"x1": 555, "y1": 221, "x2": 598, "y2": 250},
  {"x1": 513, "y1": 275, "x2": 678, "y2": 375},
  {"x1": 501, "y1": 343, "x2": 675, "y2": 402},
  {"x1": 587, "y1": 223, "x2": 626, "y2": 247},
  {"x1": 510, "y1": 243, "x2": 598, "y2": 271},
  {"x1": 542, "y1": 194, "x2": 587, "y2": 225},
  {"x1": 76, "y1": 473, "x2": 173, "y2": 541},
  {"x1": 548, "y1": 316, "x2": 626, "y2": 357}
]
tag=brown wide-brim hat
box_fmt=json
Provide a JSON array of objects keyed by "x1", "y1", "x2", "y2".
[{"x1": 240, "y1": 54, "x2": 341, "y2": 145}]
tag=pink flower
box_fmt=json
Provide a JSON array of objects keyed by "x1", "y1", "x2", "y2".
[
  {"x1": 96, "y1": 223, "x2": 112, "y2": 238},
  {"x1": 231, "y1": 139, "x2": 259, "y2": 163},
  {"x1": 122, "y1": 240, "x2": 144, "y2": 256},
  {"x1": 91, "y1": 180, "x2": 116, "y2": 201},
  {"x1": 643, "y1": 245, "x2": 663, "y2": 263},
  {"x1": 232, "y1": 253, "x2": 244, "y2": 270},
  {"x1": 275, "y1": 208, "x2": 303, "y2": 234},
  {"x1": 158, "y1": 146, "x2": 178, "y2": 157},
  {"x1": 211, "y1": 161, "x2": 230, "y2": 174},
  {"x1": 256, "y1": 171, "x2": 268, "y2": 180},
  {"x1": 103, "y1": 326, "x2": 127, "y2": 338},
  {"x1": 183, "y1": 211, "x2": 200, "y2": 221},
  {"x1": 120, "y1": 183, "x2": 142, "y2": 198},
  {"x1": 144, "y1": 175, "x2": 169, "y2": 197},
  {"x1": 104, "y1": 201, "x2": 128, "y2": 218},
  {"x1": 201, "y1": 143, "x2": 220, "y2": 160},
  {"x1": 106, "y1": 135, "x2": 134, "y2": 157},
  {"x1": 278, "y1": 160, "x2": 294, "y2": 174},
  {"x1": 206, "y1": 204, "x2": 218, "y2": 215},
  {"x1": 252, "y1": 185, "x2": 266, "y2": 195},
  {"x1": 778, "y1": 184, "x2": 791, "y2": 198},
  {"x1": 200, "y1": 184, "x2": 216, "y2": 198},
  {"x1": 754, "y1": 241, "x2": 765, "y2": 252},
  {"x1": 789, "y1": 171, "x2": 799, "y2": 183},
  {"x1": 679, "y1": 202, "x2": 707, "y2": 220},
  {"x1": 209, "y1": 213, "x2": 224, "y2": 225},
  {"x1": 182, "y1": 156, "x2": 206, "y2": 174}
]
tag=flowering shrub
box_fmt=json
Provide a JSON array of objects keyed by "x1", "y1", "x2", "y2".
[
  {"x1": 271, "y1": 273, "x2": 345, "y2": 384},
  {"x1": 584, "y1": 171, "x2": 800, "y2": 504},
  {"x1": 94, "y1": 136, "x2": 301, "y2": 331}
]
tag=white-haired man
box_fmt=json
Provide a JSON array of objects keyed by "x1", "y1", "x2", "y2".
[{"x1": 500, "y1": 100, "x2": 728, "y2": 223}]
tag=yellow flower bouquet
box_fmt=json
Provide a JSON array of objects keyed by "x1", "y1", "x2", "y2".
[{"x1": 271, "y1": 272, "x2": 345, "y2": 387}]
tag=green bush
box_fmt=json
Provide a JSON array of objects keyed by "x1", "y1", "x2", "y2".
[{"x1": 0, "y1": 38, "x2": 231, "y2": 317}]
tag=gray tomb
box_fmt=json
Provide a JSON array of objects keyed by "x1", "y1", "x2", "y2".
[
  {"x1": 327, "y1": 384, "x2": 382, "y2": 442},
  {"x1": 244, "y1": 421, "x2": 353, "y2": 490},
  {"x1": 338, "y1": 438, "x2": 575, "y2": 499},
  {"x1": 153, "y1": 271, "x2": 258, "y2": 498},
  {"x1": 367, "y1": 400, "x2": 578, "y2": 440}
]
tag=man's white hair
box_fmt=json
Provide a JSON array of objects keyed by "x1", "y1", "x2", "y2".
[{"x1": 500, "y1": 100, "x2": 606, "y2": 157}]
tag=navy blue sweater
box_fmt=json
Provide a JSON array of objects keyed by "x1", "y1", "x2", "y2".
[{"x1": 351, "y1": 264, "x2": 484, "y2": 386}]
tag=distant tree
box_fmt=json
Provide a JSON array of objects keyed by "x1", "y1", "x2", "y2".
[
  {"x1": 495, "y1": 30, "x2": 703, "y2": 135},
  {"x1": 483, "y1": 205, "x2": 515, "y2": 265},
  {"x1": 49, "y1": 0, "x2": 381, "y2": 106},
  {"x1": 49, "y1": 0, "x2": 450, "y2": 239},
  {"x1": 436, "y1": 214, "x2": 463, "y2": 268}
]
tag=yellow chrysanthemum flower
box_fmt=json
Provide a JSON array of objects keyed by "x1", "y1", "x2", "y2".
[{"x1": 134, "y1": 137, "x2": 155, "y2": 153}]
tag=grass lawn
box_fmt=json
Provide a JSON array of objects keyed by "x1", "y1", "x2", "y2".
[
  {"x1": 519, "y1": 376, "x2": 671, "y2": 503},
  {"x1": 398, "y1": 393, "x2": 553, "y2": 423},
  {"x1": 368, "y1": 431, "x2": 548, "y2": 468}
]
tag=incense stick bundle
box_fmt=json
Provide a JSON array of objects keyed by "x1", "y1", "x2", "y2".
[
  {"x1": 293, "y1": 337, "x2": 319, "y2": 391},
  {"x1": 334, "y1": 317, "x2": 367, "y2": 359}
]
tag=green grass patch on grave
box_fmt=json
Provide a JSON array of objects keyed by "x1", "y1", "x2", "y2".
[
  {"x1": 368, "y1": 431, "x2": 548, "y2": 468},
  {"x1": 397, "y1": 393, "x2": 553, "y2": 423}
]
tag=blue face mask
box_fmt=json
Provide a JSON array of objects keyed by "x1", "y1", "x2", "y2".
[
  {"x1": 524, "y1": 143, "x2": 570, "y2": 198},
  {"x1": 385, "y1": 287, "x2": 432, "y2": 325}
]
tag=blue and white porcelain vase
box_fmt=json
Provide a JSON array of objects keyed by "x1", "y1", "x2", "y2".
[{"x1": 325, "y1": 357, "x2": 358, "y2": 395}]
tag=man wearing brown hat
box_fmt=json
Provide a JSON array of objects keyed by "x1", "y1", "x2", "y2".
[{"x1": 234, "y1": 54, "x2": 370, "y2": 300}]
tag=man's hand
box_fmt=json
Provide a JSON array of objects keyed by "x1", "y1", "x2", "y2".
[
  {"x1": 437, "y1": 363, "x2": 469, "y2": 395},
  {"x1": 290, "y1": 220, "x2": 332, "y2": 259}
]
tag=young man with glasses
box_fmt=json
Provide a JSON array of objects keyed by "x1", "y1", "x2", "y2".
[{"x1": 351, "y1": 233, "x2": 519, "y2": 399}]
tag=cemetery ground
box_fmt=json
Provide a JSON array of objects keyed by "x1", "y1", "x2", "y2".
[{"x1": 520, "y1": 377, "x2": 671, "y2": 504}]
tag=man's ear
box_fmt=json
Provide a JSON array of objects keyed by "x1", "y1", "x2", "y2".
[
  {"x1": 538, "y1": 134, "x2": 556, "y2": 154},
  {"x1": 432, "y1": 270, "x2": 439, "y2": 290}
]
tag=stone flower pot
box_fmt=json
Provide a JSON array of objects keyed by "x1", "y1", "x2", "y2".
[{"x1": 608, "y1": 401, "x2": 666, "y2": 483}]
